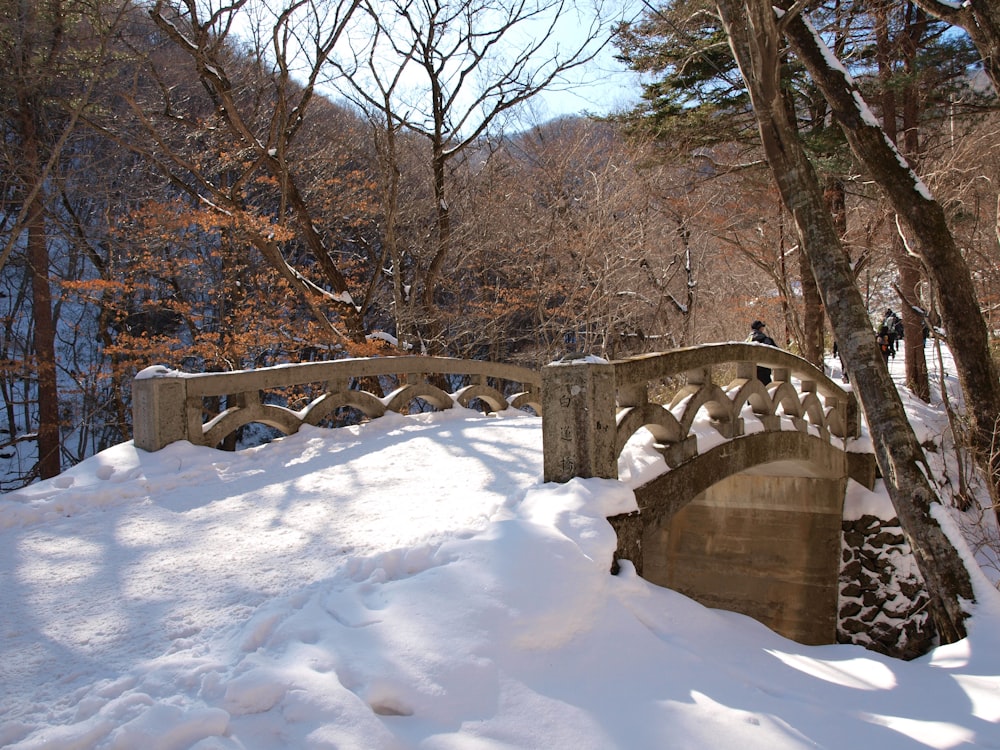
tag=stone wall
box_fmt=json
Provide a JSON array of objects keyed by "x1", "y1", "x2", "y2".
[{"x1": 838, "y1": 514, "x2": 935, "y2": 660}]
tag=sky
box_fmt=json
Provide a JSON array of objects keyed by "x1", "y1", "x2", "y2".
[
  {"x1": 3, "y1": 350, "x2": 1000, "y2": 749},
  {"x1": 528, "y1": 1, "x2": 647, "y2": 121},
  {"x1": 323, "y1": 0, "x2": 647, "y2": 127}
]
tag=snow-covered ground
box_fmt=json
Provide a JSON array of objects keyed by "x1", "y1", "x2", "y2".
[{"x1": 2, "y1": 347, "x2": 1000, "y2": 749}]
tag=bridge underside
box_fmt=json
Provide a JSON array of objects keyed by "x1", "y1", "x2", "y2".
[{"x1": 611, "y1": 431, "x2": 876, "y2": 645}]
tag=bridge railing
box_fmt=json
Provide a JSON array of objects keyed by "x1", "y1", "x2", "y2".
[
  {"x1": 541, "y1": 342, "x2": 860, "y2": 483},
  {"x1": 132, "y1": 356, "x2": 542, "y2": 452},
  {"x1": 131, "y1": 344, "x2": 858, "y2": 472}
]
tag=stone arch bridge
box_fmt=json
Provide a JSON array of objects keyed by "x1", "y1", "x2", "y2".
[
  {"x1": 539, "y1": 343, "x2": 877, "y2": 646},
  {"x1": 133, "y1": 343, "x2": 877, "y2": 646}
]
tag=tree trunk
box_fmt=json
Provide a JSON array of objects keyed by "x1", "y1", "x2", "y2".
[
  {"x1": 815, "y1": 175, "x2": 848, "y2": 366},
  {"x1": 18, "y1": 89, "x2": 61, "y2": 480},
  {"x1": 873, "y1": 0, "x2": 930, "y2": 400},
  {"x1": 896, "y1": 3, "x2": 932, "y2": 401},
  {"x1": 421, "y1": 142, "x2": 452, "y2": 355},
  {"x1": 780, "y1": 5, "x2": 1000, "y2": 518},
  {"x1": 897, "y1": 243, "x2": 930, "y2": 400},
  {"x1": 798, "y1": 246, "x2": 823, "y2": 366},
  {"x1": 716, "y1": 0, "x2": 974, "y2": 643},
  {"x1": 27, "y1": 196, "x2": 61, "y2": 480},
  {"x1": 371, "y1": 110, "x2": 414, "y2": 351}
]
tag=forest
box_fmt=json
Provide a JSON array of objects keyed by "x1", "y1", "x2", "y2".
[{"x1": 2, "y1": 0, "x2": 998, "y2": 514}]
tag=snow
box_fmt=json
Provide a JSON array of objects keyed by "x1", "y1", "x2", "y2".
[
  {"x1": 3, "y1": 347, "x2": 1000, "y2": 748},
  {"x1": 842, "y1": 477, "x2": 895, "y2": 521},
  {"x1": 134, "y1": 365, "x2": 186, "y2": 380},
  {"x1": 550, "y1": 353, "x2": 611, "y2": 365}
]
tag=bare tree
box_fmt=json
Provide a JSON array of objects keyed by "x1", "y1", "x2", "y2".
[
  {"x1": 127, "y1": 0, "x2": 368, "y2": 345},
  {"x1": 332, "y1": 0, "x2": 620, "y2": 352},
  {"x1": 1, "y1": 0, "x2": 131, "y2": 479},
  {"x1": 715, "y1": 0, "x2": 974, "y2": 642}
]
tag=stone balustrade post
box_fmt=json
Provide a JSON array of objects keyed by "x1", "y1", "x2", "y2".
[
  {"x1": 736, "y1": 361, "x2": 756, "y2": 381},
  {"x1": 542, "y1": 357, "x2": 618, "y2": 483},
  {"x1": 132, "y1": 371, "x2": 188, "y2": 451},
  {"x1": 846, "y1": 392, "x2": 862, "y2": 438}
]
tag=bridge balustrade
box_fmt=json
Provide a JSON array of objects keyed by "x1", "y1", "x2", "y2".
[
  {"x1": 541, "y1": 342, "x2": 861, "y2": 483},
  {"x1": 132, "y1": 356, "x2": 542, "y2": 452},
  {"x1": 131, "y1": 343, "x2": 858, "y2": 469}
]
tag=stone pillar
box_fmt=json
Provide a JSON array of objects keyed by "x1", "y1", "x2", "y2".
[
  {"x1": 132, "y1": 373, "x2": 188, "y2": 451},
  {"x1": 846, "y1": 391, "x2": 862, "y2": 438},
  {"x1": 542, "y1": 358, "x2": 618, "y2": 483}
]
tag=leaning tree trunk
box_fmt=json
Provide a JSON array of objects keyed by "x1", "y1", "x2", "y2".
[
  {"x1": 780, "y1": 3, "x2": 1000, "y2": 521},
  {"x1": 716, "y1": 0, "x2": 974, "y2": 643}
]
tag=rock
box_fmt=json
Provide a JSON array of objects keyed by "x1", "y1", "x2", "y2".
[
  {"x1": 840, "y1": 618, "x2": 867, "y2": 634},
  {"x1": 840, "y1": 583, "x2": 862, "y2": 598},
  {"x1": 844, "y1": 530, "x2": 865, "y2": 549},
  {"x1": 839, "y1": 602, "x2": 863, "y2": 618},
  {"x1": 842, "y1": 560, "x2": 862, "y2": 579}
]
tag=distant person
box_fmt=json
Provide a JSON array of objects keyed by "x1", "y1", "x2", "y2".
[
  {"x1": 832, "y1": 339, "x2": 848, "y2": 383},
  {"x1": 876, "y1": 325, "x2": 893, "y2": 364},
  {"x1": 748, "y1": 320, "x2": 777, "y2": 385},
  {"x1": 883, "y1": 308, "x2": 902, "y2": 358}
]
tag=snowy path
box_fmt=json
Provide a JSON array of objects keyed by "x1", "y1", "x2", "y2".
[{"x1": 1, "y1": 411, "x2": 543, "y2": 738}]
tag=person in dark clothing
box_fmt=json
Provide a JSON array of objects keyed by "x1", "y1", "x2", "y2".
[
  {"x1": 749, "y1": 320, "x2": 776, "y2": 385},
  {"x1": 832, "y1": 339, "x2": 848, "y2": 383},
  {"x1": 883, "y1": 308, "x2": 902, "y2": 358}
]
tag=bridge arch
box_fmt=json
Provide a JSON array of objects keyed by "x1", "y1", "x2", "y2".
[
  {"x1": 538, "y1": 345, "x2": 873, "y2": 646},
  {"x1": 630, "y1": 430, "x2": 855, "y2": 522},
  {"x1": 610, "y1": 431, "x2": 874, "y2": 645}
]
